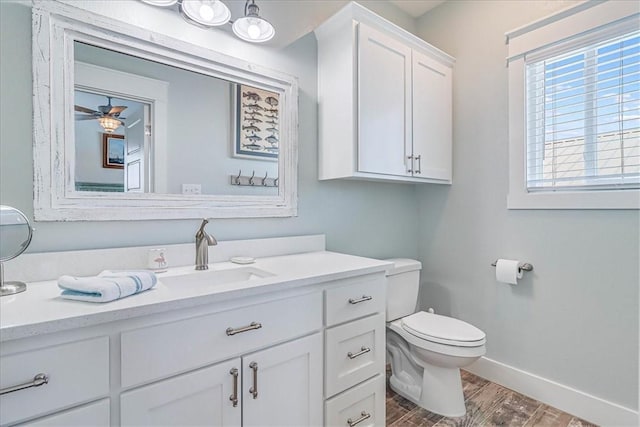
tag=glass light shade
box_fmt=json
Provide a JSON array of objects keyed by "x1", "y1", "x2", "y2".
[
  {"x1": 140, "y1": 0, "x2": 178, "y2": 6},
  {"x1": 98, "y1": 117, "x2": 121, "y2": 133},
  {"x1": 232, "y1": 16, "x2": 275, "y2": 43},
  {"x1": 180, "y1": 0, "x2": 231, "y2": 27}
]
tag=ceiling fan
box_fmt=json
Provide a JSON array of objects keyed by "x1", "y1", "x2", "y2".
[{"x1": 75, "y1": 96, "x2": 127, "y2": 133}]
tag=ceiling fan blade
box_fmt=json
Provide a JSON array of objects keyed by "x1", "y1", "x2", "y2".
[
  {"x1": 108, "y1": 106, "x2": 127, "y2": 115},
  {"x1": 75, "y1": 105, "x2": 98, "y2": 114},
  {"x1": 75, "y1": 115, "x2": 98, "y2": 121}
]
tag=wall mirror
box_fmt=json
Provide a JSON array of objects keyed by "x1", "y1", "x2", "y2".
[{"x1": 32, "y1": 1, "x2": 298, "y2": 221}]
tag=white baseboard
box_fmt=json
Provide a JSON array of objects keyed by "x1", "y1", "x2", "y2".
[{"x1": 465, "y1": 357, "x2": 638, "y2": 427}]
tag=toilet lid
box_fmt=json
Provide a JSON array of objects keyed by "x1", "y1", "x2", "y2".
[{"x1": 401, "y1": 311, "x2": 486, "y2": 347}]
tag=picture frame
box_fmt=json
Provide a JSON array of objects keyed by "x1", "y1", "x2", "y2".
[
  {"x1": 102, "y1": 133, "x2": 125, "y2": 169},
  {"x1": 233, "y1": 84, "x2": 279, "y2": 161}
]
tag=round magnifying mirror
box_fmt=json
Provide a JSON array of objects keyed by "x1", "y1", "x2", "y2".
[{"x1": 0, "y1": 205, "x2": 34, "y2": 296}]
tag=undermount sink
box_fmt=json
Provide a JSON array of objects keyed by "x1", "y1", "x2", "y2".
[{"x1": 159, "y1": 267, "x2": 274, "y2": 288}]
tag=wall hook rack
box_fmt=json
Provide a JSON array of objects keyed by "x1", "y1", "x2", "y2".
[{"x1": 230, "y1": 170, "x2": 279, "y2": 187}]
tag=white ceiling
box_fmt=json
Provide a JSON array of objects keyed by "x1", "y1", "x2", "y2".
[
  {"x1": 389, "y1": 1, "x2": 447, "y2": 18},
  {"x1": 221, "y1": 0, "x2": 447, "y2": 48}
]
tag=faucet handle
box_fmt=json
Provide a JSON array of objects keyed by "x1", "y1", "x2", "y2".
[
  {"x1": 195, "y1": 218, "x2": 217, "y2": 246},
  {"x1": 196, "y1": 218, "x2": 210, "y2": 237}
]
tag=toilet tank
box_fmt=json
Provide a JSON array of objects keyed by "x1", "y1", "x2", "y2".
[{"x1": 385, "y1": 258, "x2": 422, "y2": 321}]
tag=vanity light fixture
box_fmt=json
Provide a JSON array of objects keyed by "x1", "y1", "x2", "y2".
[
  {"x1": 98, "y1": 116, "x2": 121, "y2": 133},
  {"x1": 139, "y1": 0, "x2": 275, "y2": 43},
  {"x1": 232, "y1": 0, "x2": 275, "y2": 43}
]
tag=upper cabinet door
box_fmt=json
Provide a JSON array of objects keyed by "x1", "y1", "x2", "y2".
[
  {"x1": 357, "y1": 23, "x2": 412, "y2": 177},
  {"x1": 242, "y1": 333, "x2": 323, "y2": 427},
  {"x1": 412, "y1": 50, "x2": 452, "y2": 182}
]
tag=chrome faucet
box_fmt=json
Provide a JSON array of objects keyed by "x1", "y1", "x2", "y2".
[{"x1": 195, "y1": 218, "x2": 217, "y2": 270}]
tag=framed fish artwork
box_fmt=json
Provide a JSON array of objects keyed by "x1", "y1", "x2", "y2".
[{"x1": 233, "y1": 84, "x2": 279, "y2": 161}]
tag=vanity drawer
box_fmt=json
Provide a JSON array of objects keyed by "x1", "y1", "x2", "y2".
[
  {"x1": 121, "y1": 292, "x2": 322, "y2": 388},
  {"x1": 325, "y1": 374, "x2": 385, "y2": 427},
  {"x1": 325, "y1": 275, "x2": 386, "y2": 327},
  {"x1": 22, "y1": 399, "x2": 110, "y2": 426},
  {"x1": 325, "y1": 313, "x2": 385, "y2": 397},
  {"x1": 0, "y1": 336, "x2": 110, "y2": 426}
]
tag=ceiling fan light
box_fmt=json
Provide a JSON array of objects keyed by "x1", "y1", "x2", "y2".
[
  {"x1": 98, "y1": 116, "x2": 121, "y2": 133},
  {"x1": 180, "y1": 0, "x2": 230, "y2": 27},
  {"x1": 140, "y1": 0, "x2": 178, "y2": 7},
  {"x1": 232, "y1": 16, "x2": 274, "y2": 43}
]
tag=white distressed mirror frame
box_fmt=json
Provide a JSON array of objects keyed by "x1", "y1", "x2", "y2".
[{"x1": 32, "y1": 1, "x2": 298, "y2": 221}]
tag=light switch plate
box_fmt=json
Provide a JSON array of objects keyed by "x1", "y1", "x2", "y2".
[{"x1": 182, "y1": 184, "x2": 202, "y2": 195}]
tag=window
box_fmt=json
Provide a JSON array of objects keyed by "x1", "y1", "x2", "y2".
[
  {"x1": 507, "y1": 1, "x2": 640, "y2": 209},
  {"x1": 526, "y1": 32, "x2": 639, "y2": 191}
]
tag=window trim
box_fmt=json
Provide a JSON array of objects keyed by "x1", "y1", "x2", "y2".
[{"x1": 507, "y1": 0, "x2": 640, "y2": 209}]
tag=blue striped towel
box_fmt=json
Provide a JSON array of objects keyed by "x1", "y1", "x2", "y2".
[{"x1": 58, "y1": 270, "x2": 157, "y2": 303}]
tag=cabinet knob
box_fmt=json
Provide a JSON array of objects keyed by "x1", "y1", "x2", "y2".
[
  {"x1": 226, "y1": 322, "x2": 262, "y2": 336},
  {"x1": 229, "y1": 368, "x2": 239, "y2": 407},
  {"x1": 347, "y1": 411, "x2": 371, "y2": 427},
  {"x1": 407, "y1": 155, "x2": 414, "y2": 173},
  {"x1": 348, "y1": 295, "x2": 372, "y2": 305},
  {"x1": 249, "y1": 362, "x2": 258, "y2": 399},
  {"x1": 347, "y1": 346, "x2": 371, "y2": 359},
  {"x1": 0, "y1": 373, "x2": 49, "y2": 395}
]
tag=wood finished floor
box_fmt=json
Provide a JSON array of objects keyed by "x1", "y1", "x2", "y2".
[{"x1": 386, "y1": 367, "x2": 598, "y2": 427}]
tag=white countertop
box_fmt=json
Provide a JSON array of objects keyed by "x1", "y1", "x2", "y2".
[{"x1": 0, "y1": 251, "x2": 391, "y2": 342}]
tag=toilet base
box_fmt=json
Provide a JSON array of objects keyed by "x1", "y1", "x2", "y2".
[{"x1": 389, "y1": 365, "x2": 466, "y2": 418}]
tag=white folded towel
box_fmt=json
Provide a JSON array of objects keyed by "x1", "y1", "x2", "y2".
[{"x1": 58, "y1": 270, "x2": 157, "y2": 303}]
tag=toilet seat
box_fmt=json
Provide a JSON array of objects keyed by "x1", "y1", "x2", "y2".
[{"x1": 401, "y1": 311, "x2": 486, "y2": 347}]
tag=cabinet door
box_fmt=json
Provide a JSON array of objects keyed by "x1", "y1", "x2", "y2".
[
  {"x1": 242, "y1": 333, "x2": 323, "y2": 427},
  {"x1": 358, "y1": 23, "x2": 412, "y2": 177},
  {"x1": 412, "y1": 49, "x2": 452, "y2": 182},
  {"x1": 121, "y1": 359, "x2": 241, "y2": 427}
]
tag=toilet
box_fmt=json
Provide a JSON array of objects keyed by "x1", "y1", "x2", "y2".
[{"x1": 385, "y1": 259, "x2": 486, "y2": 417}]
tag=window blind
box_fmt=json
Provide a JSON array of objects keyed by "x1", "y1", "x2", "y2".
[{"x1": 525, "y1": 31, "x2": 640, "y2": 191}]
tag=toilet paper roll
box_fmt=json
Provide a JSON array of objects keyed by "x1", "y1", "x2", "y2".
[{"x1": 495, "y1": 259, "x2": 523, "y2": 285}]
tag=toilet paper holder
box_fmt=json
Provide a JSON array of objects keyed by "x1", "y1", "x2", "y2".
[{"x1": 491, "y1": 260, "x2": 534, "y2": 273}]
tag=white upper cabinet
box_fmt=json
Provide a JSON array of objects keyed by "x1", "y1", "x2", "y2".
[
  {"x1": 316, "y1": 3, "x2": 454, "y2": 184},
  {"x1": 412, "y1": 50, "x2": 453, "y2": 181},
  {"x1": 358, "y1": 23, "x2": 412, "y2": 177}
]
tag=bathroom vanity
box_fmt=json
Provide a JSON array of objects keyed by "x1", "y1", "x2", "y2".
[{"x1": 0, "y1": 236, "x2": 390, "y2": 426}]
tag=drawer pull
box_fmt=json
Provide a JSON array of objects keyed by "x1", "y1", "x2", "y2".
[
  {"x1": 0, "y1": 373, "x2": 49, "y2": 395},
  {"x1": 348, "y1": 295, "x2": 372, "y2": 305},
  {"x1": 347, "y1": 411, "x2": 371, "y2": 427},
  {"x1": 226, "y1": 322, "x2": 262, "y2": 336},
  {"x1": 229, "y1": 368, "x2": 239, "y2": 407},
  {"x1": 347, "y1": 346, "x2": 371, "y2": 359},
  {"x1": 249, "y1": 362, "x2": 258, "y2": 399}
]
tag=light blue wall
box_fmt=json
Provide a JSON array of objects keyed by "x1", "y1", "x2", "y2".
[
  {"x1": 0, "y1": 1, "x2": 419, "y2": 260},
  {"x1": 2, "y1": 0, "x2": 637, "y2": 415},
  {"x1": 416, "y1": 0, "x2": 639, "y2": 411}
]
